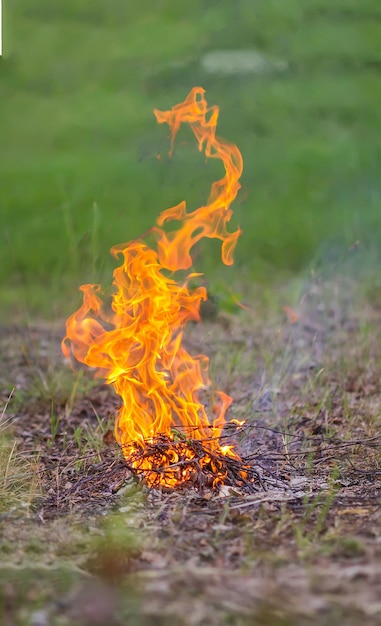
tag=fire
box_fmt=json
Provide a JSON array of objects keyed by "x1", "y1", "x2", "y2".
[{"x1": 62, "y1": 87, "x2": 244, "y2": 489}]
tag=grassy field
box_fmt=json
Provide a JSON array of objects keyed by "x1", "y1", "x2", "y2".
[
  {"x1": 1, "y1": 0, "x2": 380, "y2": 318},
  {"x1": 1, "y1": 3, "x2": 381, "y2": 624}
]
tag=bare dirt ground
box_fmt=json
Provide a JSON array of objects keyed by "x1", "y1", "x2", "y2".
[{"x1": 1, "y1": 278, "x2": 381, "y2": 625}]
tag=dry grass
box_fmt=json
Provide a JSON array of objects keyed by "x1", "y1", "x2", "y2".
[
  {"x1": 1, "y1": 276, "x2": 381, "y2": 624},
  {"x1": 0, "y1": 390, "x2": 40, "y2": 515}
]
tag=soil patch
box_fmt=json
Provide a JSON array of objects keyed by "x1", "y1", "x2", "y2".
[{"x1": 1, "y1": 281, "x2": 381, "y2": 624}]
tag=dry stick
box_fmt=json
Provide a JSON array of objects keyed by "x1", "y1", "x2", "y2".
[
  {"x1": 232, "y1": 423, "x2": 381, "y2": 447},
  {"x1": 124, "y1": 436, "x2": 261, "y2": 492},
  {"x1": 124, "y1": 428, "x2": 379, "y2": 491}
]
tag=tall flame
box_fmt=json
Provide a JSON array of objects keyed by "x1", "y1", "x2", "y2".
[{"x1": 62, "y1": 87, "x2": 243, "y2": 488}]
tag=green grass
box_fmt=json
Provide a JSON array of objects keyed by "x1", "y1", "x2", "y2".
[{"x1": 1, "y1": 0, "x2": 381, "y2": 318}]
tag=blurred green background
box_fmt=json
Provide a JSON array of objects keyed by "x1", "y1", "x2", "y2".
[{"x1": 1, "y1": 0, "x2": 380, "y2": 319}]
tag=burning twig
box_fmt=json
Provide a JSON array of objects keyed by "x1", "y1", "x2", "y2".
[
  {"x1": 62, "y1": 87, "x2": 245, "y2": 489},
  {"x1": 122, "y1": 435, "x2": 259, "y2": 494}
]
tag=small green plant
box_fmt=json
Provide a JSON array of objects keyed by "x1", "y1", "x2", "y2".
[
  {"x1": 292, "y1": 463, "x2": 341, "y2": 555},
  {"x1": 87, "y1": 508, "x2": 143, "y2": 583},
  {"x1": 49, "y1": 400, "x2": 61, "y2": 446},
  {"x1": 322, "y1": 535, "x2": 366, "y2": 559},
  {"x1": 71, "y1": 405, "x2": 116, "y2": 468}
]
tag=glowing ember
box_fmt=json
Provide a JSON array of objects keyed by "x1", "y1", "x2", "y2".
[{"x1": 62, "y1": 87, "x2": 244, "y2": 489}]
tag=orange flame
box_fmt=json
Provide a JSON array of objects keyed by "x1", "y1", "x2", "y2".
[{"x1": 62, "y1": 87, "x2": 243, "y2": 488}]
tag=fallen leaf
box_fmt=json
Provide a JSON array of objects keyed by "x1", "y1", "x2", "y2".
[
  {"x1": 140, "y1": 551, "x2": 168, "y2": 568},
  {"x1": 338, "y1": 507, "x2": 369, "y2": 516},
  {"x1": 103, "y1": 429, "x2": 115, "y2": 446},
  {"x1": 284, "y1": 305, "x2": 300, "y2": 324}
]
